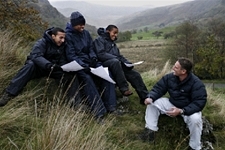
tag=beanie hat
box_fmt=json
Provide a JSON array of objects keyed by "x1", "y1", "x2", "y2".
[{"x1": 70, "y1": 11, "x2": 86, "y2": 27}]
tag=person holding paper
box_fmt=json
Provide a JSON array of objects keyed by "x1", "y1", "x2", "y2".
[
  {"x1": 142, "y1": 57, "x2": 207, "y2": 150},
  {"x1": 0, "y1": 27, "x2": 80, "y2": 107},
  {"x1": 93, "y1": 25, "x2": 148, "y2": 105},
  {"x1": 65, "y1": 11, "x2": 120, "y2": 122}
]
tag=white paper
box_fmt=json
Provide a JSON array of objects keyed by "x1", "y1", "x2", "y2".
[
  {"x1": 90, "y1": 66, "x2": 116, "y2": 84},
  {"x1": 124, "y1": 61, "x2": 144, "y2": 67},
  {"x1": 61, "y1": 60, "x2": 84, "y2": 72},
  {"x1": 152, "y1": 103, "x2": 168, "y2": 114}
]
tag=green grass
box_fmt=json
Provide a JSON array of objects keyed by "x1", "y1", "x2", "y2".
[{"x1": 0, "y1": 31, "x2": 225, "y2": 150}]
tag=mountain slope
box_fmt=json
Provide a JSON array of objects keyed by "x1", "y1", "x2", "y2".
[
  {"x1": 49, "y1": 1, "x2": 149, "y2": 27},
  {"x1": 116, "y1": 0, "x2": 223, "y2": 31}
]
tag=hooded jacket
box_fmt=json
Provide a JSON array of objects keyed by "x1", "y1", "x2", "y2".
[
  {"x1": 27, "y1": 27, "x2": 67, "y2": 69},
  {"x1": 93, "y1": 27, "x2": 131, "y2": 63},
  {"x1": 147, "y1": 72, "x2": 207, "y2": 116},
  {"x1": 65, "y1": 22, "x2": 97, "y2": 68}
]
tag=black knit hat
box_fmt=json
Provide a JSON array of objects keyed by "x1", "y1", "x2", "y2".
[{"x1": 70, "y1": 11, "x2": 86, "y2": 27}]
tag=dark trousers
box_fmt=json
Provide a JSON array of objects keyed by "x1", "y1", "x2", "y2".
[
  {"x1": 6, "y1": 60, "x2": 80, "y2": 102},
  {"x1": 76, "y1": 70, "x2": 117, "y2": 117},
  {"x1": 103, "y1": 58, "x2": 148, "y2": 104}
]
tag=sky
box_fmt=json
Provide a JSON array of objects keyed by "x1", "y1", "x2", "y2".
[{"x1": 48, "y1": 0, "x2": 194, "y2": 7}]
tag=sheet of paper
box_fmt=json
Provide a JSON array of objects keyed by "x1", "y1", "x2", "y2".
[
  {"x1": 124, "y1": 61, "x2": 144, "y2": 67},
  {"x1": 152, "y1": 103, "x2": 168, "y2": 114},
  {"x1": 61, "y1": 60, "x2": 84, "y2": 72},
  {"x1": 90, "y1": 66, "x2": 116, "y2": 84}
]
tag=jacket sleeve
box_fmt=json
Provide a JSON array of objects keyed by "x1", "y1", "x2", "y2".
[
  {"x1": 147, "y1": 75, "x2": 169, "y2": 101},
  {"x1": 28, "y1": 39, "x2": 52, "y2": 69},
  {"x1": 93, "y1": 37, "x2": 117, "y2": 62},
  {"x1": 65, "y1": 34, "x2": 87, "y2": 67},
  {"x1": 87, "y1": 32, "x2": 97, "y2": 59},
  {"x1": 183, "y1": 80, "x2": 207, "y2": 115}
]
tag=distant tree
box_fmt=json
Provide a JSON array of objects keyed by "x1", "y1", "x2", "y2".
[
  {"x1": 137, "y1": 36, "x2": 143, "y2": 40},
  {"x1": 139, "y1": 29, "x2": 143, "y2": 32},
  {"x1": 117, "y1": 31, "x2": 132, "y2": 42},
  {"x1": 0, "y1": 0, "x2": 48, "y2": 43},
  {"x1": 152, "y1": 31, "x2": 163, "y2": 39},
  {"x1": 131, "y1": 29, "x2": 137, "y2": 34},
  {"x1": 163, "y1": 31, "x2": 175, "y2": 39},
  {"x1": 143, "y1": 27, "x2": 149, "y2": 33}
]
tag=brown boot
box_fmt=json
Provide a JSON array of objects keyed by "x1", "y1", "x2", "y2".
[{"x1": 122, "y1": 90, "x2": 133, "y2": 96}]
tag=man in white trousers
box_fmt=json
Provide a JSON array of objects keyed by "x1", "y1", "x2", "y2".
[{"x1": 142, "y1": 57, "x2": 207, "y2": 150}]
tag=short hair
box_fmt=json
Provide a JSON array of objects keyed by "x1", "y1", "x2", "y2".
[
  {"x1": 106, "y1": 25, "x2": 118, "y2": 31},
  {"x1": 177, "y1": 57, "x2": 193, "y2": 74},
  {"x1": 51, "y1": 27, "x2": 65, "y2": 36}
]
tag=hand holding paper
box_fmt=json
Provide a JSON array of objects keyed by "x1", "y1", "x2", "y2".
[{"x1": 61, "y1": 60, "x2": 84, "y2": 72}]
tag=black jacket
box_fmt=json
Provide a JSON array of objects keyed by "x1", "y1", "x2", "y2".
[
  {"x1": 65, "y1": 22, "x2": 97, "y2": 68},
  {"x1": 93, "y1": 28, "x2": 131, "y2": 64},
  {"x1": 147, "y1": 72, "x2": 207, "y2": 116},
  {"x1": 27, "y1": 27, "x2": 67, "y2": 69}
]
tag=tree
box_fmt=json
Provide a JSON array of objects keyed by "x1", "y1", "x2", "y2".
[
  {"x1": 143, "y1": 27, "x2": 149, "y2": 33},
  {"x1": 152, "y1": 31, "x2": 163, "y2": 39},
  {"x1": 173, "y1": 21, "x2": 200, "y2": 61},
  {"x1": 0, "y1": 0, "x2": 48, "y2": 43}
]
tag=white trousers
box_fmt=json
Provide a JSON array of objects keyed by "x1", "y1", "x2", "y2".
[{"x1": 145, "y1": 97, "x2": 202, "y2": 150}]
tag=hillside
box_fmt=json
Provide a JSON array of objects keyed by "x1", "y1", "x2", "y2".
[
  {"x1": 116, "y1": 0, "x2": 224, "y2": 31},
  {"x1": 29, "y1": 0, "x2": 97, "y2": 34},
  {"x1": 49, "y1": 1, "x2": 149, "y2": 27}
]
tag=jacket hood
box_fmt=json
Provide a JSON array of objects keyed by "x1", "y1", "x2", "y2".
[
  {"x1": 43, "y1": 27, "x2": 66, "y2": 47},
  {"x1": 43, "y1": 27, "x2": 55, "y2": 44},
  {"x1": 97, "y1": 27, "x2": 117, "y2": 41}
]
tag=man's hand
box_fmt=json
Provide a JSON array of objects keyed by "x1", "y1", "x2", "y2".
[
  {"x1": 166, "y1": 107, "x2": 182, "y2": 117},
  {"x1": 144, "y1": 98, "x2": 153, "y2": 105}
]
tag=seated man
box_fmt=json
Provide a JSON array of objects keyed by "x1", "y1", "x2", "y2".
[
  {"x1": 0, "y1": 27, "x2": 80, "y2": 107},
  {"x1": 93, "y1": 25, "x2": 148, "y2": 105},
  {"x1": 142, "y1": 57, "x2": 207, "y2": 150},
  {"x1": 65, "y1": 11, "x2": 119, "y2": 122}
]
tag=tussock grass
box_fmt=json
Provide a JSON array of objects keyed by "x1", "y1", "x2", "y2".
[{"x1": 1, "y1": 30, "x2": 225, "y2": 150}]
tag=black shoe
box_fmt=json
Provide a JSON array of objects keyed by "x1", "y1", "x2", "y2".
[
  {"x1": 108, "y1": 109, "x2": 123, "y2": 116},
  {"x1": 140, "y1": 128, "x2": 155, "y2": 143},
  {"x1": 0, "y1": 92, "x2": 13, "y2": 107}
]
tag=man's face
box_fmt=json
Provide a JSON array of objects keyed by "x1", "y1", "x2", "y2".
[
  {"x1": 73, "y1": 24, "x2": 85, "y2": 32},
  {"x1": 172, "y1": 61, "x2": 186, "y2": 76},
  {"x1": 52, "y1": 31, "x2": 65, "y2": 46},
  {"x1": 108, "y1": 28, "x2": 118, "y2": 41}
]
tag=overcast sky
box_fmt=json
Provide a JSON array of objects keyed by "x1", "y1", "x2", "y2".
[{"x1": 48, "y1": 0, "x2": 194, "y2": 7}]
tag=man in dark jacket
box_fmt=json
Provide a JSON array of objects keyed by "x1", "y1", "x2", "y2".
[
  {"x1": 142, "y1": 57, "x2": 207, "y2": 150},
  {"x1": 65, "y1": 11, "x2": 119, "y2": 122},
  {"x1": 93, "y1": 25, "x2": 148, "y2": 105},
  {"x1": 0, "y1": 27, "x2": 80, "y2": 107}
]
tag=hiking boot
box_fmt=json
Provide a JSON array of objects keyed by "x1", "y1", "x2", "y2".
[
  {"x1": 140, "y1": 128, "x2": 155, "y2": 143},
  {"x1": 108, "y1": 109, "x2": 123, "y2": 116},
  {"x1": 0, "y1": 92, "x2": 14, "y2": 107},
  {"x1": 122, "y1": 90, "x2": 133, "y2": 96}
]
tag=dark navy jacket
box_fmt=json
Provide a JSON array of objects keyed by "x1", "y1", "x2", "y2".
[
  {"x1": 93, "y1": 28, "x2": 131, "y2": 64},
  {"x1": 147, "y1": 72, "x2": 207, "y2": 116},
  {"x1": 65, "y1": 22, "x2": 97, "y2": 67},
  {"x1": 27, "y1": 28, "x2": 67, "y2": 69}
]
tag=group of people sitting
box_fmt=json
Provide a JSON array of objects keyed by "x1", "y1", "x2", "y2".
[{"x1": 0, "y1": 11, "x2": 207, "y2": 150}]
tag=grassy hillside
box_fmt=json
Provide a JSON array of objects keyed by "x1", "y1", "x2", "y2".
[{"x1": 0, "y1": 31, "x2": 225, "y2": 150}]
